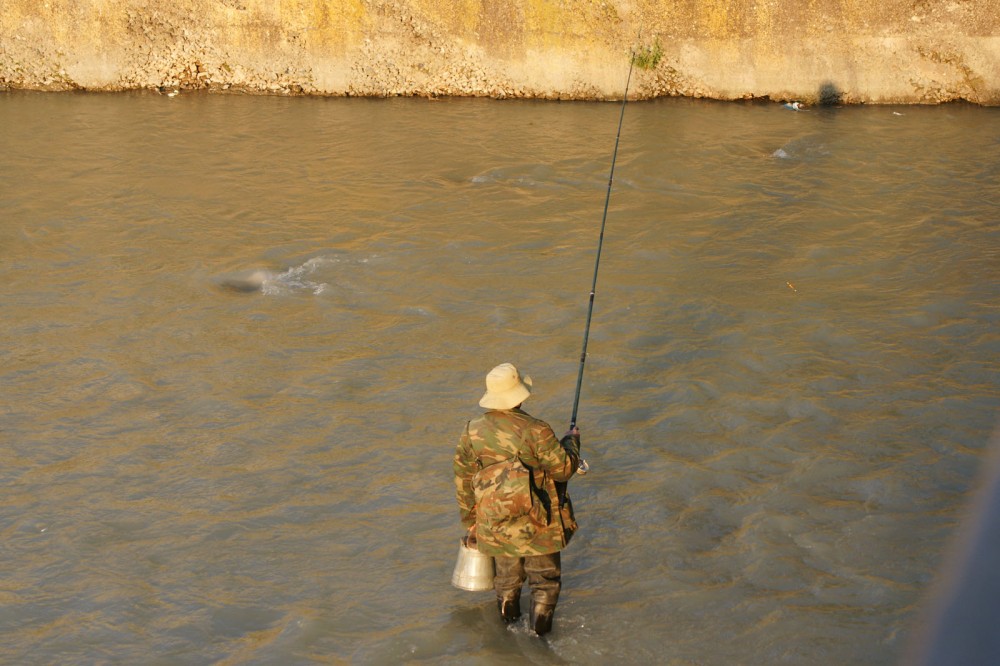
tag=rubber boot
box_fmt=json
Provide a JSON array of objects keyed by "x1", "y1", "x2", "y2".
[
  {"x1": 497, "y1": 593, "x2": 521, "y2": 624},
  {"x1": 530, "y1": 603, "x2": 556, "y2": 636}
]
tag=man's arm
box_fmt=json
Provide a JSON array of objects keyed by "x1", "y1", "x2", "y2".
[
  {"x1": 453, "y1": 425, "x2": 478, "y2": 528},
  {"x1": 530, "y1": 423, "x2": 581, "y2": 481}
]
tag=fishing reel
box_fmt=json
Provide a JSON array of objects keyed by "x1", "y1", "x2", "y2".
[{"x1": 567, "y1": 423, "x2": 589, "y2": 475}]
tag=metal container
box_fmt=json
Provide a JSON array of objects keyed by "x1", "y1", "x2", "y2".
[{"x1": 451, "y1": 539, "x2": 495, "y2": 591}]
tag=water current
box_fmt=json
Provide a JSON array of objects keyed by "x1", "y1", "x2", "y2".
[{"x1": 1, "y1": 92, "x2": 998, "y2": 665}]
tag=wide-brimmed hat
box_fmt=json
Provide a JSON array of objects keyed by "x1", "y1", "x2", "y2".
[{"x1": 479, "y1": 363, "x2": 532, "y2": 410}]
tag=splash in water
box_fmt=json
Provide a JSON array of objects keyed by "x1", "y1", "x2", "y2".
[
  {"x1": 218, "y1": 257, "x2": 331, "y2": 296},
  {"x1": 264, "y1": 257, "x2": 331, "y2": 296}
]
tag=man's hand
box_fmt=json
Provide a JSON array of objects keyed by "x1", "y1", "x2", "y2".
[
  {"x1": 563, "y1": 426, "x2": 580, "y2": 439},
  {"x1": 465, "y1": 524, "x2": 478, "y2": 548}
]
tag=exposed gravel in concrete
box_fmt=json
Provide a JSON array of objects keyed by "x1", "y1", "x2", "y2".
[{"x1": 1, "y1": 1, "x2": 997, "y2": 104}]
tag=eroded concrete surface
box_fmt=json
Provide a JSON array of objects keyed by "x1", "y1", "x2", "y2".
[{"x1": 1, "y1": 0, "x2": 997, "y2": 104}]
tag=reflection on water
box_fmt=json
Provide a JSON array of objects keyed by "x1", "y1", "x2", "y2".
[{"x1": 1, "y1": 92, "x2": 998, "y2": 664}]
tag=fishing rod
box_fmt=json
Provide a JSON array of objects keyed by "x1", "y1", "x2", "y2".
[{"x1": 569, "y1": 53, "x2": 637, "y2": 456}]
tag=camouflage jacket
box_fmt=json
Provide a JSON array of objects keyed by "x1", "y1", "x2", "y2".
[{"x1": 453, "y1": 408, "x2": 581, "y2": 557}]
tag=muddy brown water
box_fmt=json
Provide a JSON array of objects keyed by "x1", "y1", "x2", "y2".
[{"x1": 2, "y1": 92, "x2": 998, "y2": 664}]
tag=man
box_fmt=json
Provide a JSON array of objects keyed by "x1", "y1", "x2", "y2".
[{"x1": 453, "y1": 362, "x2": 581, "y2": 636}]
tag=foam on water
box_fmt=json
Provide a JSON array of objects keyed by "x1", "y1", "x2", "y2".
[{"x1": 262, "y1": 256, "x2": 332, "y2": 296}]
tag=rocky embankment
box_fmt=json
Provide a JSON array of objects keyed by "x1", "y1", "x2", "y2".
[{"x1": 1, "y1": 1, "x2": 998, "y2": 105}]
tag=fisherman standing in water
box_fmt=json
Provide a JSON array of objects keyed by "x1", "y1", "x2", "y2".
[{"x1": 454, "y1": 363, "x2": 582, "y2": 635}]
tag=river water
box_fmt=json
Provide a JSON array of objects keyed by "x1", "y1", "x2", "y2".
[{"x1": 1, "y1": 91, "x2": 998, "y2": 665}]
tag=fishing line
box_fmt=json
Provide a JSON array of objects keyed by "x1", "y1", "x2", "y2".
[{"x1": 569, "y1": 51, "x2": 637, "y2": 442}]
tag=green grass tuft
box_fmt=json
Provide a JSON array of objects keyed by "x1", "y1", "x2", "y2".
[{"x1": 633, "y1": 40, "x2": 663, "y2": 70}]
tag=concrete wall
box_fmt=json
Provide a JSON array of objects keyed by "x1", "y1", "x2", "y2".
[{"x1": 1, "y1": 0, "x2": 998, "y2": 104}]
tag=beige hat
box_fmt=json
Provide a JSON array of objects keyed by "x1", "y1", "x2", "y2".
[{"x1": 479, "y1": 363, "x2": 532, "y2": 410}]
